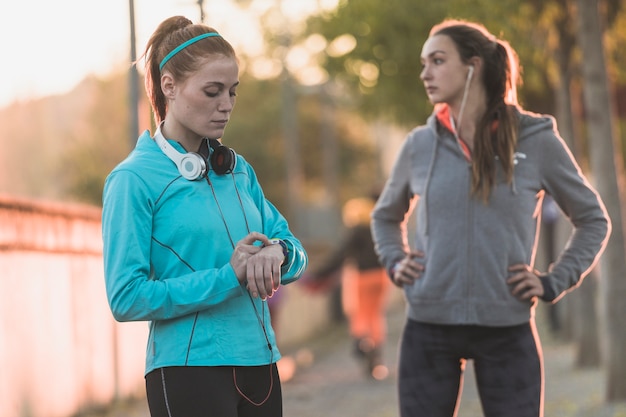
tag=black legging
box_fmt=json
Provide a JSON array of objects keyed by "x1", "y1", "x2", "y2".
[
  {"x1": 145, "y1": 365, "x2": 282, "y2": 417},
  {"x1": 398, "y1": 319, "x2": 543, "y2": 417}
]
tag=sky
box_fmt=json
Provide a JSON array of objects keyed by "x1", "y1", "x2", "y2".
[{"x1": 0, "y1": 0, "x2": 338, "y2": 108}]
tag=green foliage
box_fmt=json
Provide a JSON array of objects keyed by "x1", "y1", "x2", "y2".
[
  {"x1": 299, "y1": 0, "x2": 583, "y2": 126},
  {"x1": 7, "y1": 0, "x2": 626, "y2": 210},
  {"x1": 222, "y1": 74, "x2": 287, "y2": 208},
  {"x1": 304, "y1": 0, "x2": 442, "y2": 126},
  {"x1": 13, "y1": 69, "x2": 366, "y2": 210},
  {"x1": 224, "y1": 73, "x2": 379, "y2": 211},
  {"x1": 30, "y1": 69, "x2": 377, "y2": 211},
  {"x1": 58, "y1": 75, "x2": 131, "y2": 206}
]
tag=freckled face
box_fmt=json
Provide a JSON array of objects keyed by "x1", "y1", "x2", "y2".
[
  {"x1": 420, "y1": 34, "x2": 469, "y2": 106},
  {"x1": 167, "y1": 55, "x2": 239, "y2": 143}
]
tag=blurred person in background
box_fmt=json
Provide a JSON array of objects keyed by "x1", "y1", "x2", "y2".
[
  {"x1": 371, "y1": 19, "x2": 610, "y2": 417},
  {"x1": 102, "y1": 15, "x2": 307, "y2": 417},
  {"x1": 304, "y1": 194, "x2": 391, "y2": 380}
]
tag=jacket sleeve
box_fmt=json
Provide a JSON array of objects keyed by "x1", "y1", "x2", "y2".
[
  {"x1": 539, "y1": 128, "x2": 611, "y2": 301},
  {"x1": 371, "y1": 136, "x2": 418, "y2": 273},
  {"x1": 102, "y1": 169, "x2": 244, "y2": 322},
  {"x1": 244, "y1": 162, "x2": 308, "y2": 285}
]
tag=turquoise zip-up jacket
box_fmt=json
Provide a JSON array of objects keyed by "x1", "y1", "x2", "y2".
[
  {"x1": 372, "y1": 108, "x2": 610, "y2": 327},
  {"x1": 102, "y1": 130, "x2": 308, "y2": 375}
]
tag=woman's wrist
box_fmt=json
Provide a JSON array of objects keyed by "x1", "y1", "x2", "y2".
[
  {"x1": 266, "y1": 238, "x2": 289, "y2": 265},
  {"x1": 389, "y1": 261, "x2": 402, "y2": 282}
]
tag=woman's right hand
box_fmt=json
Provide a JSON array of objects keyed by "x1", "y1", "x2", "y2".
[
  {"x1": 230, "y1": 232, "x2": 282, "y2": 299},
  {"x1": 392, "y1": 250, "x2": 425, "y2": 287},
  {"x1": 231, "y1": 232, "x2": 266, "y2": 284}
]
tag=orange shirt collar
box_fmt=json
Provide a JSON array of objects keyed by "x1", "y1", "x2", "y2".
[{"x1": 436, "y1": 104, "x2": 471, "y2": 160}]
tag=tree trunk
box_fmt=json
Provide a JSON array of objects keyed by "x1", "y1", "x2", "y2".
[
  {"x1": 575, "y1": 0, "x2": 626, "y2": 401},
  {"x1": 549, "y1": 13, "x2": 575, "y2": 344},
  {"x1": 573, "y1": 272, "x2": 601, "y2": 367},
  {"x1": 552, "y1": 5, "x2": 601, "y2": 365}
]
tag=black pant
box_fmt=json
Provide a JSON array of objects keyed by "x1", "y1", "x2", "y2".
[
  {"x1": 398, "y1": 319, "x2": 543, "y2": 417},
  {"x1": 145, "y1": 365, "x2": 282, "y2": 417}
]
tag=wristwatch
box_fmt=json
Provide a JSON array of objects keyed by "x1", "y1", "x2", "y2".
[{"x1": 268, "y1": 238, "x2": 289, "y2": 265}]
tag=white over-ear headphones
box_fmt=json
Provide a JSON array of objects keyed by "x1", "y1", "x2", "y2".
[{"x1": 154, "y1": 124, "x2": 207, "y2": 180}]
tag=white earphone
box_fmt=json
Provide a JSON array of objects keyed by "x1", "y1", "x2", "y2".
[
  {"x1": 154, "y1": 124, "x2": 207, "y2": 180},
  {"x1": 454, "y1": 64, "x2": 475, "y2": 142},
  {"x1": 467, "y1": 64, "x2": 474, "y2": 81}
]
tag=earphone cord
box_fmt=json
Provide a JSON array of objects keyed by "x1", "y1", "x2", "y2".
[
  {"x1": 206, "y1": 176, "x2": 236, "y2": 248},
  {"x1": 231, "y1": 173, "x2": 251, "y2": 234},
  {"x1": 204, "y1": 174, "x2": 251, "y2": 247},
  {"x1": 205, "y1": 176, "x2": 274, "y2": 406},
  {"x1": 454, "y1": 70, "x2": 473, "y2": 142},
  {"x1": 233, "y1": 295, "x2": 274, "y2": 406}
]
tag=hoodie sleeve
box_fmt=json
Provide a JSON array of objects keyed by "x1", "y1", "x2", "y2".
[
  {"x1": 102, "y1": 169, "x2": 244, "y2": 322},
  {"x1": 371, "y1": 135, "x2": 418, "y2": 274},
  {"x1": 538, "y1": 122, "x2": 611, "y2": 301}
]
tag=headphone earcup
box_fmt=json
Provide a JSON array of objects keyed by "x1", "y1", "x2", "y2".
[
  {"x1": 209, "y1": 139, "x2": 236, "y2": 175},
  {"x1": 154, "y1": 125, "x2": 207, "y2": 181},
  {"x1": 178, "y1": 152, "x2": 207, "y2": 180}
]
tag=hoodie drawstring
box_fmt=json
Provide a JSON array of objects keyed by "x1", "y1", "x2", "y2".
[{"x1": 422, "y1": 138, "x2": 440, "y2": 237}]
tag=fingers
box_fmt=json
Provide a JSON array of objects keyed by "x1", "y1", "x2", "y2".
[
  {"x1": 238, "y1": 231, "x2": 269, "y2": 246},
  {"x1": 246, "y1": 261, "x2": 264, "y2": 299},
  {"x1": 230, "y1": 236, "x2": 263, "y2": 284},
  {"x1": 244, "y1": 239, "x2": 284, "y2": 299},
  {"x1": 233, "y1": 233, "x2": 265, "y2": 265},
  {"x1": 390, "y1": 257, "x2": 545, "y2": 301},
  {"x1": 393, "y1": 252, "x2": 425, "y2": 287},
  {"x1": 246, "y1": 256, "x2": 280, "y2": 299},
  {"x1": 507, "y1": 264, "x2": 544, "y2": 300},
  {"x1": 229, "y1": 232, "x2": 285, "y2": 299}
]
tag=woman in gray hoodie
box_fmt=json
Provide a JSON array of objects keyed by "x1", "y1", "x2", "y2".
[{"x1": 371, "y1": 19, "x2": 610, "y2": 417}]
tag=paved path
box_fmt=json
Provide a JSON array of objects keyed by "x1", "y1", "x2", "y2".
[
  {"x1": 94, "y1": 301, "x2": 626, "y2": 417},
  {"x1": 280, "y1": 303, "x2": 626, "y2": 417}
]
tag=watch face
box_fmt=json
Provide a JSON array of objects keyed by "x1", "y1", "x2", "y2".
[{"x1": 267, "y1": 239, "x2": 289, "y2": 262}]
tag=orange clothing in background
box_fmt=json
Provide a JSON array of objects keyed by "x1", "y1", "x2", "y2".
[{"x1": 342, "y1": 264, "x2": 390, "y2": 347}]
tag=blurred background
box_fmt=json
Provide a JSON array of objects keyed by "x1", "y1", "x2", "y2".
[{"x1": 1, "y1": 0, "x2": 626, "y2": 416}]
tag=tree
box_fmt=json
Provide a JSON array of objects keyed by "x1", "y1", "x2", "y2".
[
  {"x1": 59, "y1": 74, "x2": 131, "y2": 205},
  {"x1": 223, "y1": 74, "x2": 381, "y2": 215},
  {"x1": 302, "y1": 0, "x2": 549, "y2": 128},
  {"x1": 527, "y1": 0, "x2": 603, "y2": 367},
  {"x1": 575, "y1": 0, "x2": 626, "y2": 401},
  {"x1": 0, "y1": 66, "x2": 380, "y2": 219}
]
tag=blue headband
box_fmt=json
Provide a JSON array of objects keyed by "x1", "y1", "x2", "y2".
[{"x1": 159, "y1": 32, "x2": 222, "y2": 71}]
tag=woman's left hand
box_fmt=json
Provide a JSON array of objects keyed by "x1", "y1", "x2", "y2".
[{"x1": 507, "y1": 264, "x2": 544, "y2": 301}]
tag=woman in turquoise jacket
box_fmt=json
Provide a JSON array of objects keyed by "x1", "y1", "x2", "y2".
[{"x1": 102, "y1": 16, "x2": 307, "y2": 417}]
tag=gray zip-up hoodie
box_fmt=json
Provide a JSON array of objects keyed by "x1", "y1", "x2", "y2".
[{"x1": 371, "y1": 108, "x2": 610, "y2": 327}]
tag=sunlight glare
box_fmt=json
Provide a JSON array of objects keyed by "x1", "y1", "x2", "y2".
[
  {"x1": 304, "y1": 34, "x2": 328, "y2": 54},
  {"x1": 249, "y1": 57, "x2": 283, "y2": 79},
  {"x1": 319, "y1": 0, "x2": 341, "y2": 11},
  {"x1": 0, "y1": 0, "x2": 340, "y2": 107},
  {"x1": 294, "y1": 66, "x2": 328, "y2": 86},
  {"x1": 359, "y1": 61, "x2": 379, "y2": 87},
  {"x1": 285, "y1": 46, "x2": 310, "y2": 72},
  {"x1": 327, "y1": 34, "x2": 357, "y2": 57}
]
